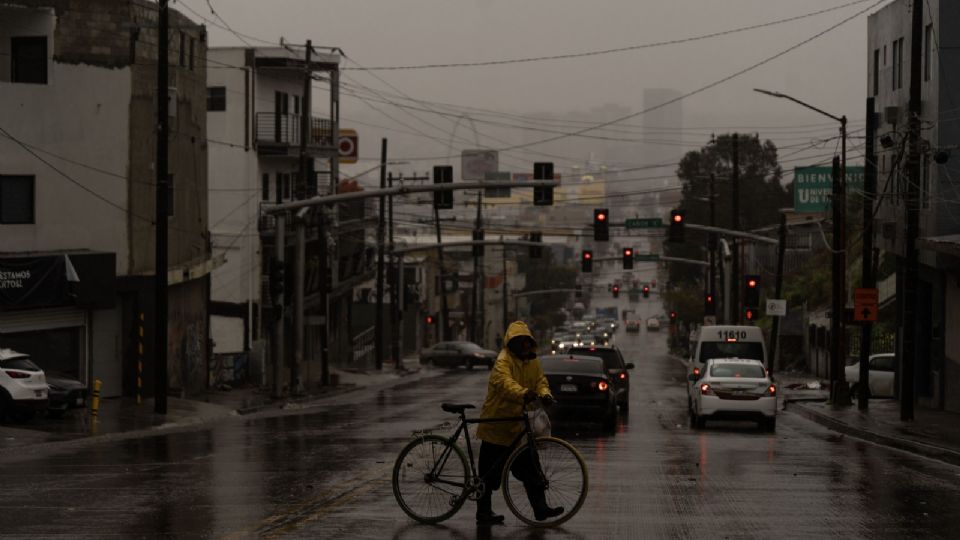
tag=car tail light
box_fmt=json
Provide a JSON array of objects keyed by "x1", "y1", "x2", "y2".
[
  {"x1": 598, "y1": 381, "x2": 609, "y2": 392},
  {"x1": 4, "y1": 370, "x2": 29, "y2": 379},
  {"x1": 700, "y1": 383, "x2": 715, "y2": 396},
  {"x1": 764, "y1": 385, "x2": 777, "y2": 396},
  {"x1": 619, "y1": 372, "x2": 627, "y2": 380}
]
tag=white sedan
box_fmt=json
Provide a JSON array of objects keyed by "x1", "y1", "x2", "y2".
[
  {"x1": 845, "y1": 353, "x2": 896, "y2": 398},
  {"x1": 689, "y1": 358, "x2": 777, "y2": 431},
  {"x1": 0, "y1": 348, "x2": 48, "y2": 421}
]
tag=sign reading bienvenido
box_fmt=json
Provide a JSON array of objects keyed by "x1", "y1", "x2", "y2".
[{"x1": 794, "y1": 165, "x2": 865, "y2": 213}]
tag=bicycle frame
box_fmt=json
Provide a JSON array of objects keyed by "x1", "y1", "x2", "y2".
[{"x1": 425, "y1": 408, "x2": 544, "y2": 496}]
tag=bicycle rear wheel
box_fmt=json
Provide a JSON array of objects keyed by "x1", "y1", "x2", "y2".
[
  {"x1": 502, "y1": 436, "x2": 588, "y2": 527},
  {"x1": 392, "y1": 434, "x2": 470, "y2": 524}
]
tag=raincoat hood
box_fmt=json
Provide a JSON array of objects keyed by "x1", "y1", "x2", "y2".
[{"x1": 503, "y1": 321, "x2": 538, "y2": 350}]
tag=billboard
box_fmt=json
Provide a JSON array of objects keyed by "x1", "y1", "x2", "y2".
[{"x1": 461, "y1": 149, "x2": 498, "y2": 181}]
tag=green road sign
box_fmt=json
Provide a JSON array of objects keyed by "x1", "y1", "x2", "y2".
[
  {"x1": 794, "y1": 166, "x2": 864, "y2": 212},
  {"x1": 634, "y1": 254, "x2": 660, "y2": 262},
  {"x1": 625, "y1": 218, "x2": 663, "y2": 229}
]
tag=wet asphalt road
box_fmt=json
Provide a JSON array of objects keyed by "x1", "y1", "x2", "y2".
[{"x1": 3, "y1": 298, "x2": 960, "y2": 539}]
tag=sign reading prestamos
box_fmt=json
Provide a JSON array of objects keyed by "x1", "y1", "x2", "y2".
[{"x1": 793, "y1": 166, "x2": 864, "y2": 213}]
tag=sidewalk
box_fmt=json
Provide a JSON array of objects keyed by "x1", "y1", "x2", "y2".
[
  {"x1": 0, "y1": 357, "x2": 433, "y2": 452},
  {"x1": 775, "y1": 369, "x2": 960, "y2": 467}
]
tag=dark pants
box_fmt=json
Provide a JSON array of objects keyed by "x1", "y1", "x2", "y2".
[{"x1": 477, "y1": 440, "x2": 546, "y2": 513}]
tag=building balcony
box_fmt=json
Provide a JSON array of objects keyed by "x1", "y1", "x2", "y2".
[{"x1": 255, "y1": 113, "x2": 334, "y2": 156}]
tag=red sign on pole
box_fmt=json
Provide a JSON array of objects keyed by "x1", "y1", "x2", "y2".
[{"x1": 853, "y1": 287, "x2": 879, "y2": 322}]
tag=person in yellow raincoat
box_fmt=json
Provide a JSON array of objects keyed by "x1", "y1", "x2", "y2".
[{"x1": 475, "y1": 321, "x2": 562, "y2": 525}]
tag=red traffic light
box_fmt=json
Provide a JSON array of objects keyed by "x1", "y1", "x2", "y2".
[
  {"x1": 747, "y1": 278, "x2": 758, "y2": 288},
  {"x1": 583, "y1": 252, "x2": 592, "y2": 260},
  {"x1": 672, "y1": 213, "x2": 683, "y2": 223},
  {"x1": 596, "y1": 212, "x2": 607, "y2": 222},
  {"x1": 624, "y1": 248, "x2": 632, "y2": 257},
  {"x1": 706, "y1": 294, "x2": 714, "y2": 303},
  {"x1": 643, "y1": 286, "x2": 649, "y2": 292},
  {"x1": 613, "y1": 286, "x2": 620, "y2": 292},
  {"x1": 425, "y1": 315, "x2": 435, "y2": 325},
  {"x1": 745, "y1": 308, "x2": 756, "y2": 321},
  {"x1": 669, "y1": 311, "x2": 677, "y2": 320}
]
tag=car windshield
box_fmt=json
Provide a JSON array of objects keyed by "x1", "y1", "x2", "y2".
[
  {"x1": 542, "y1": 356, "x2": 602, "y2": 375},
  {"x1": 1, "y1": 357, "x2": 41, "y2": 372},
  {"x1": 709, "y1": 362, "x2": 766, "y2": 378},
  {"x1": 699, "y1": 342, "x2": 764, "y2": 363},
  {"x1": 567, "y1": 347, "x2": 621, "y2": 370}
]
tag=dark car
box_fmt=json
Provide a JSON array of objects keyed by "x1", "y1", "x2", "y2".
[
  {"x1": 46, "y1": 372, "x2": 87, "y2": 418},
  {"x1": 419, "y1": 341, "x2": 497, "y2": 370},
  {"x1": 541, "y1": 354, "x2": 618, "y2": 432},
  {"x1": 568, "y1": 345, "x2": 634, "y2": 411}
]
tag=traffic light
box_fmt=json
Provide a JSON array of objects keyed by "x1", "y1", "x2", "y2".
[
  {"x1": 529, "y1": 231, "x2": 542, "y2": 258},
  {"x1": 269, "y1": 259, "x2": 285, "y2": 302},
  {"x1": 642, "y1": 285, "x2": 650, "y2": 298},
  {"x1": 612, "y1": 285, "x2": 620, "y2": 298},
  {"x1": 669, "y1": 310, "x2": 677, "y2": 322},
  {"x1": 575, "y1": 284, "x2": 582, "y2": 298},
  {"x1": 622, "y1": 247, "x2": 634, "y2": 269},
  {"x1": 593, "y1": 208, "x2": 610, "y2": 242},
  {"x1": 668, "y1": 209, "x2": 685, "y2": 242},
  {"x1": 432, "y1": 165, "x2": 453, "y2": 210},
  {"x1": 705, "y1": 293, "x2": 716, "y2": 315},
  {"x1": 581, "y1": 250, "x2": 593, "y2": 273},
  {"x1": 533, "y1": 162, "x2": 554, "y2": 206},
  {"x1": 744, "y1": 274, "x2": 761, "y2": 308},
  {"x1": 473, "y1": 229, "x2": 485, "y2": 257},
  {"x1": 425, "y1": 314, "x2": 436, "y2": 325},
  {"x1": 744, "y1": 307, "x2": 757, "y2": 322}
]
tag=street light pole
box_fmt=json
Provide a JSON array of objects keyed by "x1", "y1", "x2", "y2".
[{"x1": 754, "y1": 88, "x2": 850, "y2": 406}]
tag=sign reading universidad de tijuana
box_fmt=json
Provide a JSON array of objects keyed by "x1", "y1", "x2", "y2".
[{"x1": 793, "y1": 166, "x2": 864, "y2": 213}]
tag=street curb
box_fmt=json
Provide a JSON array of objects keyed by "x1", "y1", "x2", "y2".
[{"x1": 786, "y1": 401, "x2": 960, "y2": 468}]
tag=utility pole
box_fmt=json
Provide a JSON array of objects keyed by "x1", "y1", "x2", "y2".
[
  {"x1": 389, "y1": 172, "x2": 401, "y2": 370},
  {"x1": 154, "y1": 0, "x2": 169, "y2": 415},
  {"x1": 320, "y1": 58, "x2": 340, "y2": 387},
  {"x1": 830, "y1": 154, "x2": 851, "y2": 406},
  {"x1": 272, "y1": 214, "x2": 285, "y2": 399},
  {"x1": 434, "y1": 206, "x2": 452, "y2": 342},
  {"x1": 709, "y1": 173, "x2": 717, "y2": 322},
  {"x1": 859, "y1": 97, "x2": 878, "y2": 410},
  {"x1": 291, "y1": 40, "x2": 312, "y2": 395},
  {"x1": 769, "y1": 212, "x2": 787, "y2": 376},
  {"x1": 901, "y1": 0, "x2": 924, "y2": 421},
  {"x1": 501, "y1": 242, "x2": 508, "y2": 331},
  {"x1": 376, "y1": 139, "x2": 387, "y2": 369},
  {"x1": 731, "y1": 133, "x2": 741, "y2": 324},
  {"x1": 473, "y1": 191, "x2": 483, "y2": 344}
]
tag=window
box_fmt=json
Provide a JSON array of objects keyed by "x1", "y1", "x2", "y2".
[
  {"x1": 179, "y1": 31, "x2": 186, "y2": 67},
  {"x1": 275, "y1": 173, "x2": 282, "y2": 203},
  {"x1": 282, "y1": 173, "x2": 291, "y2": 199},
  {"x1": 189, "y1": 38, "x2": 195, "y2": 71},
  {"x1": 924, "y1": 24, "x2": 933, "y2": 82},
  {"x1": 262, "y1": 173, "x2": 269, "y2": 200},
  {"x1": 11, "y1": 36, "x2": 47, "y2": 84},
  {"x1": 166, "y1": 174, "x2": 174, "y2": 217},
  {"x1": 0, "y1": 175, "x2": 35, "y2": 224},
  {"x1": 873, "y1": 49, "x2": 880, "y2": 96},
  {"x1": 294, "y1": 96, "x2": 301, "y2": 115},
  {"x1": 892, "y1": 37, "x2": 904, "y2": 91},
  {"x1": 207, "y1": 87, "x2": 226, "y2": 111}
]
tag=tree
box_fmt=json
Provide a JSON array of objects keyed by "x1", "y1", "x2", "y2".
[
  {"x1": 665, "y1": 134, "x2": 791, "y2": 287},
  {"x1": 516, "y1": 248, "x2": 577, "y2": 333}
]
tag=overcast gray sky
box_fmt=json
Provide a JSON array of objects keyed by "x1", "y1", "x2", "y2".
[{"x1": 186, "y1": 0, "x2": 884, "y2": 182}]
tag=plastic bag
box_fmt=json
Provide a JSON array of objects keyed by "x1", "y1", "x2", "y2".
[{"x1": 529, "y1": 406, "x2": 551, "y2": 437}]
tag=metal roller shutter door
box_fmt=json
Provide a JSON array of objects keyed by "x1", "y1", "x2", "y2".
[{"x1": 0, "y1": 307, "x2": 87, "y2": 333}]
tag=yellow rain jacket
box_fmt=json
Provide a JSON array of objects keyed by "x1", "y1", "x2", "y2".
[{"x1": 476, "y1": 321, "x2": 553, "y2": 446}]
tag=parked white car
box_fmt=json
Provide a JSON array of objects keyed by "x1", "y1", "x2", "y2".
[
  {"x1": 0, "y1": 349, "x2": 48, "y2": 421},
  {"x1": 845, "y1": 353, "x2": 896, "y2": 398},
  {"x1": 689, "y1": 358, "x2": 777, "y2": 431}
]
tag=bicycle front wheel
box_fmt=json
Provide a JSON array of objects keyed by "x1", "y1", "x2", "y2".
[
  {"x1": 392, "y1": 434, "x2": 470, "y2": 524},
  {"x1": 502, "y1": 436, "x2": 588, "y2": 527}
]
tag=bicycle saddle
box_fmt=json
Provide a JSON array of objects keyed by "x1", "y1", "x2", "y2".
[{"x1": 441, "y1": 403, "x2": 475, "y2": 414}]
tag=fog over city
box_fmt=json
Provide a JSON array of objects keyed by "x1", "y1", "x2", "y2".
[{"x1": 192, "y1": 0, "x2": 872, "y2": 185}]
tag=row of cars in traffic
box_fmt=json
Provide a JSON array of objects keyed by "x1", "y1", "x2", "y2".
[{"x1": 0, "y1": 348, "x2": 88, "y2": 422}]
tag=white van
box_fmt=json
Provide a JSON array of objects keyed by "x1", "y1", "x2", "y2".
[{"x1": 686, "y1": 325, "x2": 767, "y2": 409}]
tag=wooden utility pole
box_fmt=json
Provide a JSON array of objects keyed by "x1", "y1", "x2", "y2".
[
  {"x1": 901, "y1": 0, "x2": 924, "y2": 421},
  {"x1": 376, "y1": 138, "x2": 387, "y2": 369},
  {"x1": 859, "y1": 97, "x2": 878, "y2": 410},
  {"x1": 731, "y1": 134, "x2": 740, "y2": 323},
  {"x1": 154, "y1": 0, "x2": 169, "y2": 415}
]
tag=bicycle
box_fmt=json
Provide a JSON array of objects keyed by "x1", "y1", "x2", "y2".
[{"x1": 392, "y1": 399, "x2": 588, "y2": 527}]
